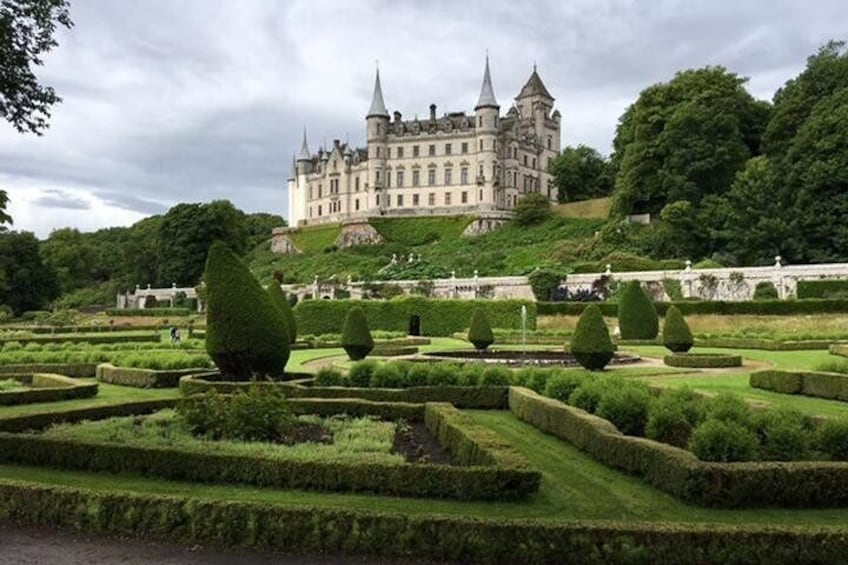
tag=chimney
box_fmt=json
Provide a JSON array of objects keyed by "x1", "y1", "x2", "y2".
[
  {"x1": 393, "y1": 111, "x2": 402, "y2": 123},
  {"x1": 429, "y1": 104, "x2": 436, "y2": 121}
]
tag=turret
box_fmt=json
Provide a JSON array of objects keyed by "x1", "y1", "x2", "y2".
[
  {"x1": 474, "y1": 55, "x2": 500, "y2": 207},
  {"x1": 295, "y1": 127, "x2": 312, "y2": 176},
  {"x1": 515, "y1": 66, "x2": 559, "y2": 200},
  {"x1": 366, "y1": 68, "x2": 390, "y2": 210}
]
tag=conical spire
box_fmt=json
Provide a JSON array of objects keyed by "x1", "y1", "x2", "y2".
[
  {"x1": 297, "y1": 127, "x2": 310, "y2": 161},
  {"x1": 475, "y1": 55, "x2": 499, "y2": 110},
  {"x1": 516, "y1": 66, "x2": 553, "y2": 100},
  {"x1": 367, "y1": 68, "x2": 389, "y2": 118}
]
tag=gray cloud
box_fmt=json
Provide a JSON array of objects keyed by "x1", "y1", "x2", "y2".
[{"x1": 0, "y1": 0, "x2": 844, "y2": 238}]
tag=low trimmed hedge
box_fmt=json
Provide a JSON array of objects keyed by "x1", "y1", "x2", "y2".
[
  {"x1": 509, "y1": 386, "x2": 848, "y2": 508},
  {"x1": 831, "y1": 344, "x2": 848, "y2": 358},
  {"x1": 3, "y1": 482, "x2": 848, "y2": 564},
  {"x1": 178, "y1": 375, "x2": 509, "y2": 409},
  {"x1": 0, "y1": 333, "x2": 161, "y2": 346},
  {"x1": 0, "y1": 399, "x2": 178, "y2": 432},
  {"x1": 370, "y1": 346, "x2": 418, "y2": 357},
  {"x1": 663, "y1": 353, "x2": 743, "y2": 368},
  {"x1": 105, "y1": 308, "x2": 193, "y2": 317},
  {"x1": 0, "y1": 400, "x2": 537, "y2": 501},
  {"x1": 0, "y1": 373, "x2": 98, "y2": 406},
  {"x1": 0, "y1": 363, "x2": 98, "y2": 378},
  {"x1": 750, "y1": 370, "x2": 848, "y2": 401},
  {"x1": 695, "y1": 337, "x2": 840, "y2": 351},
  {"x1": 96, "y1": 363, "x2": 212, "y2": 389},
  {"x1": 538, "y1": 299, "x2": 848, "y2": 317}
]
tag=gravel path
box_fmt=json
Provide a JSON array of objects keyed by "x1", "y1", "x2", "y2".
[{"x1": 0, "y1": 521, "x2": 437, "y2": 565}]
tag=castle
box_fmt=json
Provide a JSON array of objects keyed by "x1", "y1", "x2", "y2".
[{"x1": 286, "y1": 58, "x2": 561, "y2": 227}]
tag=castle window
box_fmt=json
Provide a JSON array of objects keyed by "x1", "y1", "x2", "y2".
[
  {"x1": 445, "y1": 143, "x2": 452, "y2": 156},
  {"x1": 479, "y1": 140, "x2": 483, "y2": 151},
  {"x1": 318, "y1": 205, "x2": 322, "y2": 216},
  {"x1": 461, "y1": 167, "x2": 468, "y2": 184},
  {"x1": 478, "y1": 116, "x2": 482, "y2": 127},
  {"x1": 479, "y1": 189, "x2": 483, "y2": 201},
  {"x1": 376, "y1": 194, "x2": 380, "y2": 206},
  {"x1": 428, "y1": 144, "x2": 435, "y2": 156},
  {"x1": 523, "y1": 155, "x2": 528, "y2": 166},
  {"x1": 478, "y1": 164, "x2": 484, "y2": 178},
  {"x1": 413, "y1": 193, "x2": 419, "y2": 206},
  {"x1": 309, "y1": 187, "x2": 313, "y2": 199},
  {"x1": 396, "y1": 170, "x2": 404, "y2": 188},
  {"x1": 492, "y1": 164, "x2": 497, "y2": 180},
  {"x1": 428, "y1": 193, "x2": 435, "y2": 206},
  {"x1": 461, "y1": 142, "x2": 468, "y2": 154},
  {"x1": 412, "y1": 170, "x2": 420, "y2": 186},
  {"x1": 318, "y1": 184, "x2": 322, "y2": 198},
  {"x1": 461, "y1": 191, "x2": 468, "y2": 204},
  {"x1": 428, "y1": 169, "x2": 436, "y2": 186},
  {"x1": 493, "y1": 140, "x2": 497, "y2": 152},
  {"x1": 444, "y1": 168, "x2": 452, "y2": 186},
  {"x1": 413, "y1": 145, "x2": 419, "y2": 157},
  {"x1": 512, "y1": 147, "x2": 517, "y2": 159},
  {"x1": 532, "y1": 157, "x2": 536, "y2": 168},
  {"x1": 397, "y1": 146, "x2": 404, "y2": 159},
  {"x1": 547, "y1": 136, "x2": 552, "y2": 149},
  {"x1": 355, "y1": 198, "x2": 360, "y2": 211},
  {"x1": 397, "y1": 194, "x2": 404, "y2": 207},
  {"x1": 355, "y1": 177, "x2": 360, "y2": 191},
  {"x1": 376, "y1": 170, "x2": 381, "y2": 183},
  {"x1": 377, "y1": 147, "x2": 381, "y2": 158},
  {"x1": 445, "y1": 193, "x2": 452, "y2": 205}
]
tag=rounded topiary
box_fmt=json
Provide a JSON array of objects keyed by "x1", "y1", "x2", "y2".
[
  {"x1": 618, "y1": 281, "x2": 659, "y2": 340},
  {"x1": 570, "y1": 304, "x2": 614, "y2": 371},
  {"x1": 341, "y1": 307, "x2": 374, "y2": 361},
  {"x1": 467, "y1": 309, "x2": 494, "y2": 351},
  {"x1": 267, "y1": 282, "x2": 297, "y2": 344},
  {"x1": 662, "y1": 305, "x2": 693, "y2": 353},
  {"x1": 204, "y1": 241, "x2": 290, "y2": 379}
]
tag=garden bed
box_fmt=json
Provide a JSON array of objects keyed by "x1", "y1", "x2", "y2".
[
  {"x1": 0, "y1": 374, "x2": 98, "y2": 406},
  {"x1": 663, "y1": 353, "x2": 743, "y2": 368},
  {"x1": 96, "y1": 363, "x2": 212, "y2": 388},
  {"x1": 423, "y1": 350, "x2": 641, "y2": 367}
]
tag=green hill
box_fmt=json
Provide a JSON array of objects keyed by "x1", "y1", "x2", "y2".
[{"x1": 249, "y1": 215, "x2": 604, "y2": 284}]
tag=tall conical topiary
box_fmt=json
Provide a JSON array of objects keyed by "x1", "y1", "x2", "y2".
[
  {"x1": 341, "y1": 306, "x2": 374, "y2": 361},
  {"x1": 618, "y1": 280, "x2": 659, "y2": 339},
  {"x1": 570, "y1": 304, "x2": 615, "y2": 371},
  {"x1": 467, "y1": 308, "x2": 494, "y2": 351},
  {"x1": 267, "y1": 281, "x2": 297, "y2": 344},
  {"x1": 204, "y1": 241, "x2": 290, "y2": 379},
  {"x1": 662, "y1": 305, "x2": 694, "y2": 353}
]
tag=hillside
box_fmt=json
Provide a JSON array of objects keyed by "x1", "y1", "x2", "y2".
[
  {"x1": 249, "y1": 215, "x2": 604, "y2": 284},
  {"x1": 553, "y1": 197, "x2": 611, "y2": 219}
]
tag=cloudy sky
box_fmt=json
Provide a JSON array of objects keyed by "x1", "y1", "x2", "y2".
[{"x1": 1, "y1": 0, "x2": 844, "y2": 238}]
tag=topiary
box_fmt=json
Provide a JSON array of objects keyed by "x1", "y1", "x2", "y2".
[
  {"x1": 662, "y1": 305, "x2": 693, "y2": 353},
  {"x1": 340, "y1": 307, "x2": 374, "y2": 361},
  {"x1": 617, "y1": 281, "x2": 659, "y2": 339},
  {"x1": 570, "y1": 304, "x2": 614, "y2": 370},
  {"x1": 267, "y1": 281, "x2": 297, "y2": 344},
  {"x1": 689, "y1": 419, "x2": 760, "y2": 462},
  {"x1": 467, "y1": 309, "x2": 494, "y2": 351},
  {"x1": 204, "y1": 241, "x2": 290, "y2": 379}
]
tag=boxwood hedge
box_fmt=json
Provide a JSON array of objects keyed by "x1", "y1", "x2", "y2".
[
  {"x1": 0, "y1": 373, "x2": 98, "y2": 406},
  {"x1": 96, "y1": 363, "x2": 211, "y2": 389},
  {"x1": 537, "y1": 299, "x2": 848, "y2": 317},
  {"x1": 750, "y1": 370, "x2": 848, "y2": 401},
  {"x1": 663, "y1": 353, "x2": 743, "y2": 368}
]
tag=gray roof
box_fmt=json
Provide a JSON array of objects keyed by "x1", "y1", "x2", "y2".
[
  {"x1": 297, "y1": 128, "x2": 310, "y2": 161},
  {"x1": 475, "y1": 56, "x2": 499, "y2": 109},
  {"x1": 516, "y1": 67, "x2": 553, "y2": 100},
  {"x1": 367, "y1": 69, "x2": 389, "y2": 117}
]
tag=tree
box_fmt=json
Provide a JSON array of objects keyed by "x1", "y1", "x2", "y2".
[
  {"x1": 340, "y1": 307, "x2": 374, "y2": 361},
  {"x1": 204, "y1": 241, "x2": 289, "y2": 380},
  {"x1": 267, "y1": 280, "x2": 297, "y2": 344},
  {"x1": 467, "y1": 309, "x2": 494, "y2": 351},
  {"x1": 0, "y1": 0, "x2": 73, "y2": 135},
  {"x1": 662, "y1": 306, "x2": 693, "y2": 353},
  {"x1": 245, "y1": 212, "x2": 286, "y2": 250},
  {"x1": 40, "y1": 227, "x2": 98, "y2": 292},
  {"x1": 549, "y1": 145, "x2": 614, "y2": 203},
  {"x1": 0, "y1": 230, "x2": 60, "y2": 314},
  {"x1": 514, "y1": 192, "x2": 552, "y2": 226},
  {"x1": 570, "y1": 304, "x2": 614, "y2": 371},
  {"x1": 618, "y1": 281, "x2": 658, "y2": 339},
  {"x1": 0, "y1": 189, "x2": 11, "y2": 228}
]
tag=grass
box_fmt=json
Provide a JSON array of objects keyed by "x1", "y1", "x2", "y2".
[
  {"x1": 0, "y1": 378, "x2": 27, "y2": 392},
  {"x1": 369, "y1": 216, "x2": 475, "y2": 246},
  {"x1": 38, "y1": 409, "x2": 402, "y2": 464},
  {"x1": 553, "y1": 197, "x2": 611, "y2": 219},
  {"x1": 287, "y1": 223, "x2": 342, "y2": 254}
]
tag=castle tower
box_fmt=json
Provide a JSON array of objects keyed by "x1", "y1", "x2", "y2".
[
  {"x1": 289, "y1": 128, "x2": 312, "y2": 226},
  {"x1": 474, "y1": 56, "x2": 499, "y2": 209},
  {"x1": 515, "y1": 66, "x2": 559, "y2": 199},
  {"x1": 366, "y1": 68, "x2": 390, "y2": 212}
]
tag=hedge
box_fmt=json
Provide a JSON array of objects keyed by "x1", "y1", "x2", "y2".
[
  {"x1": 0, "y1": 401, "x2": 537, "y2": 502},
  {"x1": 0, "y1": 373, "x2": 98, "y2": 406},
  {"x1": 370, "y1": 345, "x2": 418, "y2": 357},
  {"x1": 104, "y1": 308, "x2": 193, "y2": 317},
  {"x1": 509, "y1": 386, "x2": 848, "y2": 508},
  {"x1": 831, "y1": 344, "x2": 848, "y2": 358},
  {"x1": 537, "y1": 299, "x2": 848, "y2": 316},
  {"x1": 663, "y1": 353, "x2": 743, "y2": 368},
  {"x1": 750, "y1": 370, "x2": 848, "y2": 402},
  {"x1": 797, "y1": 280, "x2": 848, "y2": 299},
  {"x1": 4, "y1": 482, "x2": 848, "y2": 565},
  {"x1": 0, "y1": 399, "x2": 178, "y2": 433},
  {"x1": 295, "y1": 297, "x2": 536, "y2": 336},
  {"x1": 178, "y1": 375, "x2": 509, "y2": 409},
  {"x1": 96, "y1": 363, "x2": 212, "y2": 389},
  {"x1": 694, "y1": 337, "x2": 839, "y2": 351},
  {"x1": 0, "y1": 363, "x2": 98, "y2": 378},
  {"x1": 0, "y1": 333, "x2": 161, "y2": 346}
]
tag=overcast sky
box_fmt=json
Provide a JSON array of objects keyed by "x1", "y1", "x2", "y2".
[{"x1": 1, "y1": 0, "x2": 844, "y2": 238}]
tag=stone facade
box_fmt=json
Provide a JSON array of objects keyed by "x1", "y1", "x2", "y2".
[{"x1": 286, "y1": 58, "x2": 561, "y2": 228}]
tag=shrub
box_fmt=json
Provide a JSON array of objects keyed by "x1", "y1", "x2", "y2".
[
  {"x1": 689, "y1": 419, "x2": 760, "y2": 462},
  {"x1": 568, "y1": 376, "x2": 621, "y2": 413},
  {"x1": 458, "y1": 363, "x2": 484, "y2": 386},
  {"x1": 267, "y1": 282, "x2": 297, "y2": 344},
  {"x1": 662, "y1": 305, "x2": 693, "y2": 353},
  {"x1": 204, "y1": 242, "x2": 290, "y2": 379},
  {"x1": 528, "y1": 269, "x2": 565, "y2": 301},
  {"x1": 817, "y1": 419, "x2": 848, "y2": 460},
  {"x1": 753, "y1": 281, "x2": 778, "y2": 300},
  {"x1": 314, "y1": 367, "x2": 344, "y2": 387},
  {"x1": 645, "y1": 403, "x2": 695, "y2": 448},
  {"x1": 543, "y1": 372, "x2": 587, "y2": 403},
  {"x1": 426, "y1": 363, "x2": 460, "y2": 386},
  {"x1": 406, "y1": 363, "x2": 433, "y2": 387},
  {"x1": 340, "y1": 307, "x2": 374, "y2": 361},
  {"x1": 370, "y1": 363, "x2": 406, "y2": 388},
  {"x1": 514, "y1": 192, "x2": 552, "y2": 226},
  {"x1": 595, "y1": 383, "x2": 654, "y2": 436},
  {"x1": 348, "y1": 360, "x2": 378, "y2": 387},
  {"x1": 569, "y1": 304, "x2": 614, "y2": 370},
  {"x1": 480, "y1": 366, "x2": 511, "y2": 386},
  {"x1": 752, "y1": 409, "x2": 813, "y2": 461},
  {"x1": 514, "y1": 367, "x2": 549, "y2": 393},
  {"x1": 618, "y1": 281, "x2": 658, "y2": 339},
  {"x1": 705, "y1": 393, "x2": 752, "y2": 427},
  {"x1": 467, "y1": 309, "x2": 494, "y2": 351}
]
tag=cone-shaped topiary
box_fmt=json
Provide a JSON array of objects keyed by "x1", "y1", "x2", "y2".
[
  {"x1": 467, "y1": 308, "x2": 494, "y2": 351},
  {"x1": 618, "y1": 280, "x2": 659, "y2": 339},
  {"x1": 662, "y1": 305, "x2": 694, "y2": 353},
  {"x1": 204, "y1": 241, "x2": 290, "y2": 379},
  {"x1": 267, "y1": 281, "x2": 297, "y2": 344},
  {"x1": 570, "y1": 304, "x2": 615, "y2": 370},
  {"x1": 341, "y1": 306, "x2": 374, "y2": 361}
]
